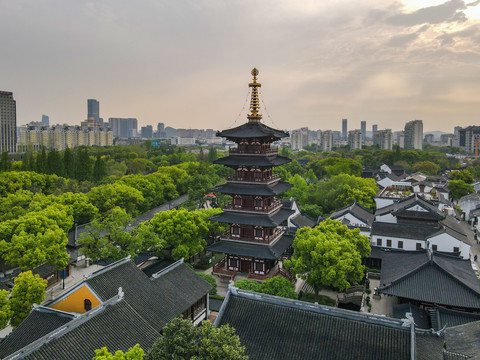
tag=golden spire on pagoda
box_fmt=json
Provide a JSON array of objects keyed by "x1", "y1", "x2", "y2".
[{"x1": 247, "y1": 68, "x2": 262, "y2": 123}]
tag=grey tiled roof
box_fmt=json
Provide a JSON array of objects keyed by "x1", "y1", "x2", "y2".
[
  {"x1": 379, "y1": 252, "x2": 480, "y2": 309},
  {"x1": 444, "y1": 320, "x2": 480, "y2": 359},
  {"x1": 392, "y1": 303, "x2": 430, "y2": 329},
  {"x1": 209, "y1": 207, "x2": 295, "y2": 227},
  {"x1": 206, "y1": 234, "x2": 294, "y2": 260},
  {"x1": 429, "y1": 306, "x2": 480, "y2": 331},
  {"x1": 217, "y1": 121, "x2": 289, "y2": 140},
  {"x1": 214, "y1": 155, "x2": 291, "y2": 167},
  {"x1": 213, "y1": 181, "x2": 292, "y2": 196},
  {"x1": 18, "y1": 298, "x2": 159, "y2": 360},
  {"x1": 330, "y1": 202, "x2": 374, "y2": 226},
  {"x1": 415, "y1": 333, "x2": 444, "y2": 360},
  {"x1": 215, "y1": 288, "x2": 413, "y2": 360},
  {"x1": 0, "y1": 307, "x2": 75, "y2": 358},
  {"x1": 375, "y1": 194, "x2": 445, "y2": 220},
  {"x1": 371, "y1": 222, "x2": 440, "y2": 240},
  {"x1": 84, "y1": 259, "x2": 211, "y2": 331},
  {"x1": 290, "y1": 214, "x2": 316, "y2": 228}
]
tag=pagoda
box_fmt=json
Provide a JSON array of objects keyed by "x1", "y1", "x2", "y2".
[{"x1": 208, "y1": 68, "x2": 294, "y2": 278}]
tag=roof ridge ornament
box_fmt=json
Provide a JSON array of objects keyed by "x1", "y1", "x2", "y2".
[{"x1": 247, "y1": 68, "x2": 262, "y2": 123}]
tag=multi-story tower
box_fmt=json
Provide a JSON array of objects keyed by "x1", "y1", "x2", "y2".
[
  {"x1": 321, "y1": 130, "x2": 333, "y2": 151},
  {"x1": 109, "y1": 118, "x2": 138, "y2": 138},
  {"x1": 342, "y1": 118, "x2": 347, "y2": 140},
  {"x1": 374, "y1": 129, "x2": 393, "y2": 150},
  {"x1": 87, "y1": 99, "x2": 100, "y2": 122},
  {"x1": 372, "y1": 124, "x2": 378, "y2": 138},
  {"x1": 459, "y1": 126, "x2": 480, "y2": 153},
  {"x1": 208, "y1": 69, "x2": 294, "y2": 278},
  {"x1": 404, "y1": 120, "x2": 423, "y2": 150},
  {"x1": 361, "y1": 121, "x2": 366, "y2": 141},
  {"x1": 41, "y1": 115, "x2": 49, "y2": 127},
  {"x1": 0, "y1": 91, "x2": 17, "y2": 153},
  {"x1": 291, "y1": 127, "x2": 309, "y2": 150},
  {"x1": 348, "y1": 129, "x2": 362, "y2": 150},
  {"x1": 141, "y1": 125, "x2": 153, "y2": 138}
]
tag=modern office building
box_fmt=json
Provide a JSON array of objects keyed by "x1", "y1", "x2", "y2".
[
  {"x1": 361, "y1": 121, "x2": 366, "y2": 141},
  {"x1": 373, "y1": 129, "x2": 393, "y2": 150},
  {"x1": 372, "y1": 124, "x2": 378, "y2": 136},
  {"x1": 321, "y1": 130, "x2": 334, "y2": 152},
  {"x1": 459, "y1": 126, "x2": 480, "y2": 153},
  {"x1": 348, "y1": 129, "x2": 362, "y2": 150},
  {"x1": 41, "y1": 115, "x2": 49, "y2": 127},
  {"x1": 404, "y1": 120, "x2": 423, "y2": 150},
  {"x1": 342, "y1": 118, "x2": 347, "y2": 140},
  {"x1": 141, "y1": 125, "x2": 153, "y2": 138},
  {"x1": 0, "y1": 91, "x2": 17, "y2": 153},
  {"x1": 108, "y1": 118, "x2": 138, "y2": 138},
  {"x1": 87, "y1": 99, "x2": 100, "y2": 123}
]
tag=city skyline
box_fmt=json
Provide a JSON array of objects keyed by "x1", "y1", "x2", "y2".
[{"x1": 2, "y1": 0, "x2": 480, "y2": 132}]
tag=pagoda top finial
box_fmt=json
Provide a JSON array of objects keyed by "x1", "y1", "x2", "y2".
[{"x1": 248, "y1": 68, "x2": 262, "y2": 123}]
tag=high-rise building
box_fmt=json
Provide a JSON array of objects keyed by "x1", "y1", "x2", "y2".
[
  {"x1": 108, "y1": 118, "x2": 138, "y2": 138},
  {"x1": 348, "y1": 129, "x2": 362, "y2": 150},
  {"x1": 41, "y1": 114, "x2": 49, "y2": 127},
  {"x1": 291, "y1": 127, "x2": 310, "y2": 150},
  {"x1": 141, "y1": 125, "x2": 153, "y2": 138},
  {"x1": 424, "y1": 134, "x2": 434, "y2": 143},
  {"x1": 360, "y1": 121, "x2": 366, "y2": 141},
  {"x1": 404, "y1": 120, "x2": 423, "y2": 150},
  {"x1": 373, "y1": 129, "x2": 393, "y2": 150},
  {"x1": 342, "y1": 119, "x2": 347, "y2": 140},
  {"x1": 157, "y1": 122, "x2": 164, "y2": 133},
  {"x1": 372, "y1": 124, "x2": 378, "y2": 135},
  {"x1": 321, "y1": 130, "x2": 333, "y2": 152},
  {"x1": 458, "y1": 126, "x2": 480, "y2": 153},
  {"x1": 87, "y1": 99, "x2": 100, "y2": 122},
  {"x1": 0, "y1": 91, "x2": 17, "y2": 153}
]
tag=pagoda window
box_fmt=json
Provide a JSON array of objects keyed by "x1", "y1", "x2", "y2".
[
  {"x1": 232, "y1": 225, "x2": 240, "y2": 237},
  {"x1": 254, "y1": 197, "x2": 263, "y2": 209},
  {"x1": 254, "y1": 227, "x2": 264, "y2": 239},
  {"x1": 234, "y1": 196, "x2": 242, "y2": 207}
]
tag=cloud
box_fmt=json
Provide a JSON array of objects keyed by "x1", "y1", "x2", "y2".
[{"x1": 387, "y1": 0, "x2": 469, "y2": 26}]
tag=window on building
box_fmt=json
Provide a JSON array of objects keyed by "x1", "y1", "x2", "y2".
[
  {"x1": 232, "y1": 226, "x2": 240, "y2": 236},
  {"x1": 377, "y1": 238, "x2": 382, "y2": 246},
  {"x1": 398, "y1": 241, "x2": 403, "y2": 249},
  {"x1": 255, "y1": 262, "x2": 264, "y2": 272},
  {"x1": 386, "y1": 239, "x2": 392, "y2": 247},
  {"x1": 84, "y1": 299, "x2": 92, "y2": 312},
  {"x1": 229, "y1": 258, "x2": 238, "y2": 268},
  {"x1": 432, "y1": 245, "x2": 438, "y2": 251},
  {"x1": 453, "y1": 247, "x2": 459, "y2": 253},
  {"x1": 255, "y1": 228, "x2": 263, "y2": 238},
  {"x1": 254, "y1": 199, "x2": 263, "y2": 208},
  {"x1": 416, "y1": 243, "x2": 422, "y2": 250}
]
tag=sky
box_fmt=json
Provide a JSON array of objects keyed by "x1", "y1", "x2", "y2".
[{"x1": 1, "y1": 0, "x2": 480, "y2": 133}]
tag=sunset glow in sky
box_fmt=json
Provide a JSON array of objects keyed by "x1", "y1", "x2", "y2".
[{"x1": 1, "y1": 0, "x2": 480, "y2": 132}]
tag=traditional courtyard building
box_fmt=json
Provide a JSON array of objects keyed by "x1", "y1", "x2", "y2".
[{"x1": 207, "y1": 69, "x2": 295, "y2": 279}]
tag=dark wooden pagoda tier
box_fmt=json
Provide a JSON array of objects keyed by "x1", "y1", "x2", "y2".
[{"x1": 207, "y1": 68, "x2": 294, "y2": 279}]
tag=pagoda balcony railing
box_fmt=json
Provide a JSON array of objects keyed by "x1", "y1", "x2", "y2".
[
  {"x1": 224, "y1": 199, "x2": 283, "y2": 214},
  {"x1": 220, "y1": 228, "x2": 284, "y2": 245},
  {"x1": 226, "y1": 174, "x2": 280, "y2": 184},
  {"x1": 229, "y1": 147, "x2": 278, "y2": 156}
]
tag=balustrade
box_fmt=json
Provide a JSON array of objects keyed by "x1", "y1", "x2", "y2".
[
  {"x1": 226, "y1": 173, "x2": 280, "y2": 183},
  {"x1": 221, "y1": 228, "x2": 283, "y2": 244},
  {"x1": 224, "y1": 199, "x2": 283, "y2": 213},
  {"x1": 229, "y1": 146, "x2": 278, "y2": 155}
]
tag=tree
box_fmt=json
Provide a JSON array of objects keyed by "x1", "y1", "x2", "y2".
[
  {"x1": 448, "y1": 180, "x2": 474, "y2": 201},
  {"x1": 449, "y1": 170, "x2": 474, "y2": 184},
  {"x1": 47, "y1": 149, "x2": 64, "y2": 176},
  {"x1": 412, "y1": 161, "x2": 439, "y2": 175},
  {"x1": 92, "y1": 344, "x2": 145, "y2": 360},
  {"x1": 259, "y1": 276, "x2": 297, "y2": 299},
  {"x1": 196, "y1": 273, "x2": 217, "y2": 296},
  {"x1": 87, "y1": 183, "x2": 145, "y2": 215},
  {"x1": 234, "y1": 279, "x2": 261, "y2": 292},
  {"x1": 285, "y1": 219, "x2": 370, "y2": 302},
  {"x1": 0, "y1": 290, "x2": 12, "y2": 329},
  {"x1": 75, "y1": 147, "x2": 93, "y2": 181},
  {"x1": 145, "y1": 209, "x2": 209, "y2": 260},
  {"x1": 9, "y1": 271, "x2": 48, "y2": 328},
  {"x1": 63, "y1": 147, "x2": 74, "y2": 178},
  {"x1": 79, "y1": 207, "x2": 160, "y2": 262},
  {"x1": 145, "y1": 318, "x2": 248, "y2": 360},
  {"x1": 0, "y1": 151, "x2": 12, "y2": 172},
  {"x1": 206, "y1": 148, "x2": 218, "y2": 163},
  {"x1": 92, "y1": 154, "x2": 107, "y2": 182},
  {"x1": 35, "y1": 148, "x2": 47, "y2": 173}
]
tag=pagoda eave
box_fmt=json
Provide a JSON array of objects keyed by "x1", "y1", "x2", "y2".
[
  {"x1": 208, "y1": 207, "x2": 294, "y2": 227},
  {"x1": 212, "y1": 181, "x2": 292, "y2": 196},
  {"x1": 214, "y1": 155, "x2": 291, "y2": 168},
  {"x1": 216, "y1": 121, "x2": 289, "y2": 141}
]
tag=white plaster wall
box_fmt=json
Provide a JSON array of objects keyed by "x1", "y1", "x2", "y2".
[
  {"x1": 459, "y1": 199, "x2": 480, "y2": 222},
  {"x1": 370, "y1": 234, "x2": 425, "y2": 251},
  {"x1": 380, "y1": 164, "x2": 391, "y2": 174},
  {"x1": 335, "y1": 213, "x2": 368, "y2": 228},
  {"x1": 427, "y1": 233, "x2": 471, "y2": 259}
]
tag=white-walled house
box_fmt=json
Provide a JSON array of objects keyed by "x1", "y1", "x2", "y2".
[
  {"x1": 329, "y1": 202, "x2": 374, "y2": 237},
  {"x1": 458, "y1": 193, "x2": 480, "y2": 222}
]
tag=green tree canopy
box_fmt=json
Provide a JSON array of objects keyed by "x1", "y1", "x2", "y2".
[
  {"x1": 411, "y1": 161, "x2": 440, "y2": 175},
  {"x1": 234, "y1": 279, "x2": 261, "y2": 292},
  {"x1": 285, "y1": 219, "x2": 370, "y2": 302},
  {"x1": 234, "y1": 277, "x2": 297, "y2": 299},
  {"x1": 0, "y1": 290, "x2": 12, "y2": 329},
  {"x1": 92, "y1": 344, "x2": 145, "y2": 360},
  {"x1": 448, "y1": 180, "x2": 475, "y2": 201},
  {"x1": 145, "y1": 318, "x2": 248, "y2": 360},
  {"x1": 449, "y1": 170, "x2": 474, "y2": 183},
  {"x1": 88, "y1": 183, "x2": 145, "y2": 215},
  {"x1": 9, "y1": 271, "x2": 48, "y2": 328}
]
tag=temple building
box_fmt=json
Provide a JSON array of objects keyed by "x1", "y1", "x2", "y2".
[{"x1": 207, "y1": 69, "x2": 295, "y2": 279}]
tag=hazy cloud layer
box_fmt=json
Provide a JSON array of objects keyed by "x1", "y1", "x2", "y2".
[{"x1": 1, "y1": 0, "x2": 480, "y2": 132}]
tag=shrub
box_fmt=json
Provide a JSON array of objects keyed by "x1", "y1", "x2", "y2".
[{"x1": 196, "y1": 272, "x2": 217, "y2": 296}]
